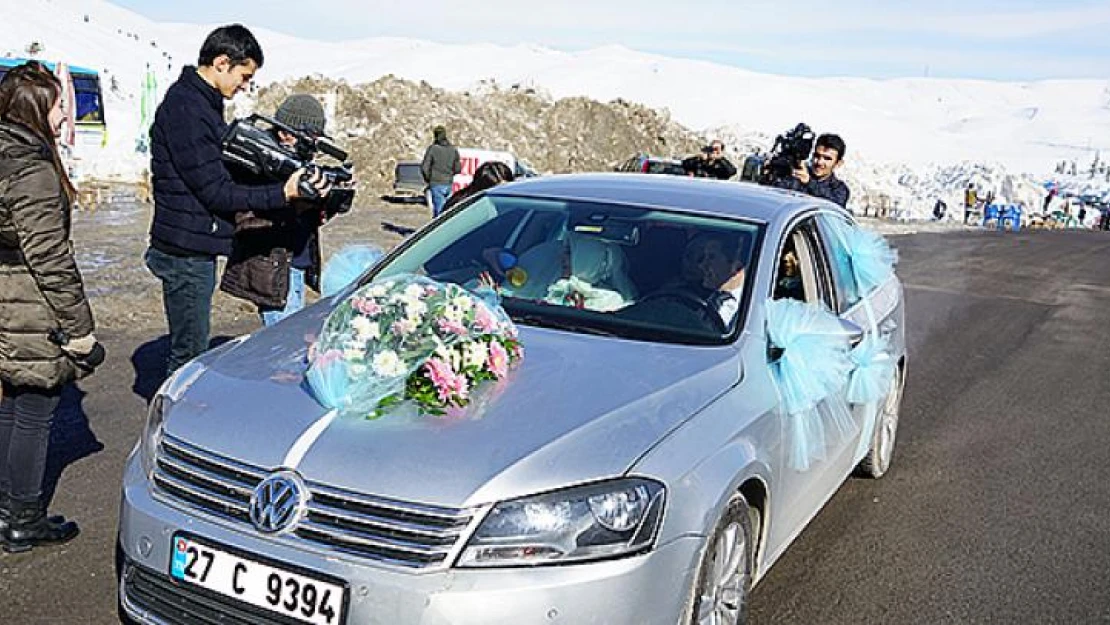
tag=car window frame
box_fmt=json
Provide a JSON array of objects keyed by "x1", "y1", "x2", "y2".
[{"x1": 771, "y1": 212, "x2": 837, "y2": 311}]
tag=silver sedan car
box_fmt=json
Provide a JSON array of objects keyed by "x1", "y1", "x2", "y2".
[{"x1": 118, "y1": 174, "x2": 906, "y2": 625}]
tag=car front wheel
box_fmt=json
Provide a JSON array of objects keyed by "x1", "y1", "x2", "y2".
[
  {"x1": 688, "y1": 493, "x2": 757, "y2": 625},
  {"x1": 857, "y1": 364, "x2": 904, "y2": 479}
]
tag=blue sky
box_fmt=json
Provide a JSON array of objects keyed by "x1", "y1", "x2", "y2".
[{"x1": 113, "y1": 0, "x2": 1110, "y2": 80}]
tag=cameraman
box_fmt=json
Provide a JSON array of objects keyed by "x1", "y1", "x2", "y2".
[
  {"x1": 145, "y1": 25, "x2": 328, "y2": 375},
  {"x1": 682, "y1": 140, "x2": 737, "y2": 180},
  {"x1": 221, "y1": 95, "x2": 348, "y2": 326},
  {"x1": 779, "y1": 133, "x2": 850, "y2": 207}
]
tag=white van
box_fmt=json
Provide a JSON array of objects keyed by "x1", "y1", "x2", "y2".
[{"x1": 452, "y1": 148, "x2": 538, "y2": 193}]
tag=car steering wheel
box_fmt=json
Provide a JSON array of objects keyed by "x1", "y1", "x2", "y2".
[{"x1": 636, "y1": 286, "x2": 727, "y2": 334}]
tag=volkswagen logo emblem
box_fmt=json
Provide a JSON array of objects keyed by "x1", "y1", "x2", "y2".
[{"x1": 249, "y1": 470, "x2": 308, "y2": 535}]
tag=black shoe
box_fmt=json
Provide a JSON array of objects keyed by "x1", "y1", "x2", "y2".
[{"x1": 3, "y1": 498, "x2": 79, "y2": 554}]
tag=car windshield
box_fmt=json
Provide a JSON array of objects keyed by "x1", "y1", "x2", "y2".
[
  {"x1": 396, "y1": 163, "x2": 424, "y2": 184},
  {"x1": 367, "y1": 194, "x2": 763, "y2": 344}
]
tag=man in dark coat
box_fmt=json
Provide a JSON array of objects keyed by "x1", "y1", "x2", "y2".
[
  {"x1": 682, "y1": 140, "x2": 737, "y2": 180},
  {"x1": 220, "y1": 94, "x2": 337, "y2": 326},
  {"x1": 421, "y1": 125, "x2": 461, "y2": 217},
  {"x1": 775, "y1": 133, "x2": 850, "y2": 208},
  {"x1": 144, "y1": 24, "x2": 324, "y2": 375}
]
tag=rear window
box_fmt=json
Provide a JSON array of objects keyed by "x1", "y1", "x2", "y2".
[{"x1": 395, "y1": 163, "x2": 423, "y2": 183}]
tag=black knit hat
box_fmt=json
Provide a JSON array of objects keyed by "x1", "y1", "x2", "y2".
[{"x1": 275, "y1": 94, "x2": 326, "y2": 135}]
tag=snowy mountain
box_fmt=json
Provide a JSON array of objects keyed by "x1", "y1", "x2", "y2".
[{"x1": 4, "y1": 0, "x2": 1109, "y2": 214}]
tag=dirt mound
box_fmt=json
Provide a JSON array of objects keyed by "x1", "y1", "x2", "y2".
[{"x1": 236, "y1": 75, "x2": 705, "y2": 193}]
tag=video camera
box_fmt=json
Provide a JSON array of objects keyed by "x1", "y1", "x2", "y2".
[
  {"x1": 221, "y1": 114, "x2": 355, "y2": 217},
  {"x1": 759, "y1": 122, "x2": 815, "y2": 187}
]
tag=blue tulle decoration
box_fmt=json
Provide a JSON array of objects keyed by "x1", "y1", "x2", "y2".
[
  {"x1": 321, "y1": 245, "x2": 384, "y2": 297},
  {"x1": 305, "y1": 357, "x2": 351, "y2": 411},
  {"x1": 766, "y1": 298, "x2": 857, "y2": 471},
  {"x1": 848, "y1": 334, "x2": 896, "y2": 458},
  {"x1": 822, "y1": 216, "x2": 898, "y2": 295}
]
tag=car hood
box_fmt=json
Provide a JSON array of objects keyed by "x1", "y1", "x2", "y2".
[{"x1": 164, "y1": 305, "x2": 740, "y2": 508}]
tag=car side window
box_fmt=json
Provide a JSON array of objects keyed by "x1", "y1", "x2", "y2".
[
  {"x1": 774, "y1": 218, "x2": 836, "y2": 310},
  {"x1": 816, "y1": 213, "x2": 862, "y2": 311}
]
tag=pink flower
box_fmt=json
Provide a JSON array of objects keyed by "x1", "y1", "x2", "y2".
[
  {"x1": 351, "y1": 297, "x2": 382, "y2": 317},
  {"x1": 437, "y1": 318, "x2": 468, "y2": 336},
  {"x1": 486, "y1": 340, "x2": 509, "y2": 379},
  {"x1": 510, "y1": 342, "x2": 524, "y2": 362},
  {"x1": 474, "y1": 305, "x2": 498, "y2": 333},
  {"x1": 425, "y1": 358, "x2": 470, "y2": 403}
]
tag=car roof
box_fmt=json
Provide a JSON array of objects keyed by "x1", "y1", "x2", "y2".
[{"x1": 486, "y1": 172, "x2": 829, "y2": 225}]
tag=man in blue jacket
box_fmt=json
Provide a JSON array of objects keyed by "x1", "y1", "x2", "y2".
[{"x1": 145, "y1": 24, "x2": 325, "y2": 376}]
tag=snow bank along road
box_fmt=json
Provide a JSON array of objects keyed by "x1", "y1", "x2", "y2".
[{"x1": 2, "y1": 230, "x2": 1110, "y2": 624}]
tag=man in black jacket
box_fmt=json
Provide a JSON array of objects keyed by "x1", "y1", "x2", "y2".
[
  {"x1": 144, "y1": 24, "x2": 325, "y2": 375},
  {"x1": 682, "y1": 140, "x2": 737, "y2": 180},
  {"x1": 777, "y1": 133, "x2": 850, "y2": 208},
  {"x1": 421, "y1": 125, "x2": 461, "y2": 217}
]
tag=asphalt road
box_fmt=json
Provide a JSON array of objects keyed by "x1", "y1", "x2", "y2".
[{"x1": 2, "y1": 229, "x2": 1110, "y2": 624}]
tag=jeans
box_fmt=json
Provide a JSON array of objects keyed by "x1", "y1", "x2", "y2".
[
  {"x1": 144, "y1": 247, "x2": 217, "y2": 376},
  {"x1": 261, "y1": 267, "x2": 306, "y2": 327},
  {"x1": 0, "y1": 381, "x2": 62, "y2": 501},
  {"x1": 428, "y1": 184, "x2": 452, "y2": 218}
]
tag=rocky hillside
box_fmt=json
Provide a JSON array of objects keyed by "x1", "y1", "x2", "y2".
[{"x1": 236, "y1": 75, "x2": 706, "y2": 196}]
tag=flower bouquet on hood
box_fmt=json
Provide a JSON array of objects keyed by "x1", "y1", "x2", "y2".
[{"x1": 306, "y1": 274, "x2": 523, "y2": 418}]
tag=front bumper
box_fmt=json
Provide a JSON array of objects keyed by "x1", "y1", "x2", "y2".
[{"x1": 118, "y1": 452, "x2": 701, "y2": 625}]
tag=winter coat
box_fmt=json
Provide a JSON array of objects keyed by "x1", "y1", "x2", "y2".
[
  {"x1": 219, "y1": 202, "x2": 322, "y2": 310},
  {"x1": 149, "y1": 66, "x2": 287, "y2": 257},
  {"x1": 0, "y1": 122, "x2": 94, "y2": 389},
  {"x1": 681, "y1": 155, "x2": 737, "y2": 181},
  {"x1": 420, "y1": 139, "x2": 461, "y2": 186},
  {"x1": 776, "y1": 170, "x2": 850, "y2": 208}
]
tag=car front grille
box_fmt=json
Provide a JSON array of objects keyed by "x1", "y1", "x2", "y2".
[
  {"x1": 152, "y1": 435, "x2": 476, "y2": 569},
  {"x1": 122, "y1": 562, "x2": 299, "y2": 625}
]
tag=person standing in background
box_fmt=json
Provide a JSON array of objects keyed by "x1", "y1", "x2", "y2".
[{"x1": 421, "y1": 125, "x2": 461, "y2": 218}]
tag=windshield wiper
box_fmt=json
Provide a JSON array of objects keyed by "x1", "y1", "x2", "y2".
[{"x1": 512, "y1": 314, "x2": 619, "y2": 338}]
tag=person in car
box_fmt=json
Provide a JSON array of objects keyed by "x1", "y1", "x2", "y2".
[
  {"x1": 544, "y1": 235, "x2": 638, "y2": 311},
  {"x1": 0, "y1": 61, "x2": 102, "y2": 552}
]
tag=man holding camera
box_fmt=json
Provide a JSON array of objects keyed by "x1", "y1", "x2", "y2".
[
  {"x1": 682, "y1": 140, "x2": 737, "y2": 180},
  {"x1": 145, "y1": 25, "x2": 328, "y2": 375},
  {"x1": 781, "y1": 134, "x2": 850, "y2": 208},
  {"x1": 221, "y1": 94, "x2": 349, "y2": 326}
]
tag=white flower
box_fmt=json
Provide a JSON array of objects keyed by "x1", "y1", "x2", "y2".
[
  {"x1": 372, "y1": 350, "x2": 408, "y2": 378},
  {"x1": 404, "y1": 284, "x2": 424, "y2": 299},
  {"x1": 366, "y1": 285, "x2": 388, "y2": 298},
  {"x1": 405, "y1": 299, "x2": 427, "y2": 319},
  {"x1": 451, "y1": 295, "x2": 473, "y2": 311},
  {"x1": 464, "y1": 341, "x2": 489, "y2": 369},
  {"x1": 449, "y1": 346, "x2": 464, "y2": 372},
  {"x1": 443, "y1": 303, "x2": 465, "y2": 323},
  {"x1": 349, "y1": 363, "x2": 368, "y2": 376},
  {"x1": 351, "y1": 316, "x2": 380, "y2": 341},
  {"x1": 343, "y1": 347, "x2": 364, "y2": 362}
]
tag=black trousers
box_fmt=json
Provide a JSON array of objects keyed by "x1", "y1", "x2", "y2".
[{"x1": 0, "y1": 381, "x2": 62, "y2": 502}]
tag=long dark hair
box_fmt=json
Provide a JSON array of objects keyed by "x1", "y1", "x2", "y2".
[
  {"x1": 0, "y1": 61, "x2": 76, "y2": 200},
  {"x1": 445, "y1": 161, "x2": 515, "y2": 211}
]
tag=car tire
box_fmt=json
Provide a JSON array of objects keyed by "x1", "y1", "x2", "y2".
[
  {"x1": 687, "y1": 493, "x2": 758, "y2": 625},
  {"x1": 857, "y1": 364, "x2": 905, "y2": 479}
]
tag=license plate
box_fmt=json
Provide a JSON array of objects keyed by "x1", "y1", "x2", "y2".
[{"x1": 170, "y1": 534, "x2": 346, "y2": 625}]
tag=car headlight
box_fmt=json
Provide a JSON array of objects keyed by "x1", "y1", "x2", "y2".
[
  {"x1": 139, "y1": 361, "x2": 207, "y2": 478},
  {"x1": 457, "y1": 478, "x2": 665, "y2": 568}
]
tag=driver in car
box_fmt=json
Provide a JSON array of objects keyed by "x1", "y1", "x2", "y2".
[{"x1": 679, "y1": 233, "x2": 746, "y2": 328}]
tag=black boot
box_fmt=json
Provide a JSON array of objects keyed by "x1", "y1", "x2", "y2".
[{"x1": 3, "y1": 497, "x2": 79, "y2": 554}]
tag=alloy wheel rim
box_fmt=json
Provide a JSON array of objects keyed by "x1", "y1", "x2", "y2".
[{"x1": 697, "y1": 521, "x2": 749, "y2": 625}]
